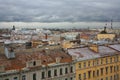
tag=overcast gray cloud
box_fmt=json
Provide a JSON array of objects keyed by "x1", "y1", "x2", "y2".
[{"x1": 0, "y1": 0, "x2": 120, "y2": 22}]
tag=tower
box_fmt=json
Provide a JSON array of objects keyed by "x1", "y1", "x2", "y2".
[{"x1": 12, "y1": 25, "x2": 15, "y2": 30}]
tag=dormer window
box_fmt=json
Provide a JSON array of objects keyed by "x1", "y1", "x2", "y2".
[{"x1": 33, "y1": 61, "x2": 36, "y2": 66}]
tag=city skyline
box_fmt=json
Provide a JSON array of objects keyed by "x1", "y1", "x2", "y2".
[{"x1": 0, "y1": 0, "x2": 120, "y2": 28}]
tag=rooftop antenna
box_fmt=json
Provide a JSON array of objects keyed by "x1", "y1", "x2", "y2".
[
  {"x1": 111, "y1": 19, "x2": 113, "y2": 29},
  {"x1": 105, "y1": 20, "x2": 107, "y2": 28}
]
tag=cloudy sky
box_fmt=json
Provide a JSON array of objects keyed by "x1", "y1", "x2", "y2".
[{"x1": 0, "y1": 0, "x2": 120, "y2": 28}]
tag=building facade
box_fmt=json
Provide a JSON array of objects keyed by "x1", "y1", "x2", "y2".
[
  {"x1": 0, "y1": 45, "x2": 75, "y2": 80},
  {"x1": 68, "y1": 44, "x2": 120, "y2": 80},
  {"x1": 0, "y1": 62, "x2": 75, "y2": 80}
]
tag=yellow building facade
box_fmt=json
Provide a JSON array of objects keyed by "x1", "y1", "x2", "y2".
[
  {"x1": 76, "y1": 55, "x2": 120, "y2": 80},
  {"x1": 62, "y1": 41, "x2": 74, "y2": 49},
  {"x1": 97, "y1": 34, "x2": 116, "y2": 40},
  {"x1": 68, "y1": 44, "x2": 120, "y2": 80}
]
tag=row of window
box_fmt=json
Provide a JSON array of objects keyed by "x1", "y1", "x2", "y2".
[
  {"x1": 79, "y1": 73, "x2": 119, "y2": 80},
  {"x1": 78, "y1": 65, "x2": 119, "y2": 79},
  {"x1": 79, "y1": 56, "x2": 119, "y2": 69},
  {"x1": 5, "y1": 66, "x2": 73, "y2": 80},
  {"x1": 5, "y1": 76, "x2": 74, "y2": 80},
  {"x1": 5, "y1": 75, "x2": 26, "y2": 80},
  {"x1": 42, "y1": 66, "x2": 73, "y2": 79}
]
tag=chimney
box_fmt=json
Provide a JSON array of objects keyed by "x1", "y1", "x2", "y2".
[
  {"x1": 89, "y1": 44, "x2": 99, "y2": 53},
  {"x1": 72, "y1": 55, "x2": 77, "y2": 60},
  {"x1": 45, "y1": 34, "x2": 48, "y2": 39},
  {"x1": 4, "y1": 46, "x2": 15, "y2": 59}
]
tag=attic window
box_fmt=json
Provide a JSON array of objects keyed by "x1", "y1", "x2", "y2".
[{"x1": 33, "y1": 61, "x2": 36, "y2": 66}]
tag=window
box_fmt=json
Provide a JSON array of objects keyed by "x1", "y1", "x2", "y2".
[
  {"x1": 101, "y1": 78, "x2": 103, "y2": 80},
  {"x1": 110, "y1": 57, "x2": 112, "y2": 63},
  {"x1": 33, "y1": 73, "x2": 36, "y2": 80},
  {"x1": 79, "y1": 63, "x2": 81, "y2": 68},
  {"x1": 65, "y1": 78, "x2": 67, "y2": 80},
  {"x1": 65, "y1": 67, "x2": 68, "y2": 74},
  {"x1": 48, "y1": 70, "x2": 51, "y2": 78},
  {"x1": 106, "y1": 77, "x2": 108, "y2": 80},
  {"x1": 97, "y1": 59, "x2": 99, "y2": 65},
  {"x1": 114, "y1": 66, "x2": 117, "y2": 72},
  {"x1": 93, "y1": 61, "x2": 95, "y2": 66},
  {"x1": 60, "y1": 68, "x2": 63, "y2": 75},
  {"x1": 101, "y1": 68, "x2": 103, "y2": 75},
  {"x1": 70, "y1": 66, "x2": 73, "y2": 73},
  {"x1": 106, "y1": 58, "x2": 108, "y2": 64},
  {"x1": 84, "y1": 62, "x2": 86, "y2": 68},
  {"x1": 79, "y1": 74, "x2": 81, "y2": 80},
  {"x1": 114, "y1": 75, "x2": 116, "y2": 80},
  {"x1": 115, "y1": 56, "x2": 119, "y2": 62},
  {"x1": 88, "y1": 71, "x2": 91, "y2": 78},
  {"x1": 117, "y1": 74, "x2": 119, "y2": 79},
  {"x1": 101, "y1": 58, "x2": 103, "y2": 64},
  {"x1": 110, "y1": 76, "x2": 112, "y2": 80},
  {"x1": 22, "y1": 75, "x2": 26, "y2": 80},
  {"x1": 110, "y1": 66, "x2": 113, "y2": 73},
  {"x1": 106, "y1": 67, "x2": 108, "y2": 74},
  {"x1": 84, "y1": 73, "x2": 86, "y2": 79},
  {"x1": 70, "y1": 77, "x2": 73, "y2": 80},
  {"x1": 14, "y1": 77, "x2": 18, "y2": 80},
  {"x1": 114, "y1": 57, "x2": 116, "y2": 62},
  {"x1": 42, "y1": 72, "x2": 45, "y2": 79},
  {"x1": 93, "y1": 71, "x2": 95, "y2": 77},
  {"x1": 88, "y1": 61, "x2": 90, "y2": 67},
  {"x1": 97, "y1": 70, "x2": 99, "y2": 76},
  {"x1": 117, "y1": 65, "x2": 119, "y2": 71},
  {"x1": 33, "y1": 61, "x2": 36, "y2": 66},
  {"x1": 54, "y1": 69, "x2": 57, "y2": 76}
]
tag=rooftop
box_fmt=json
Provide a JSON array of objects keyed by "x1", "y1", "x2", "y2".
[
  {"x1": 68, "y1": 44, "x2": 120, "y2": 61},
  {"x1": 0, "y1": 45, "x2": 72, "y2": 71}
]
